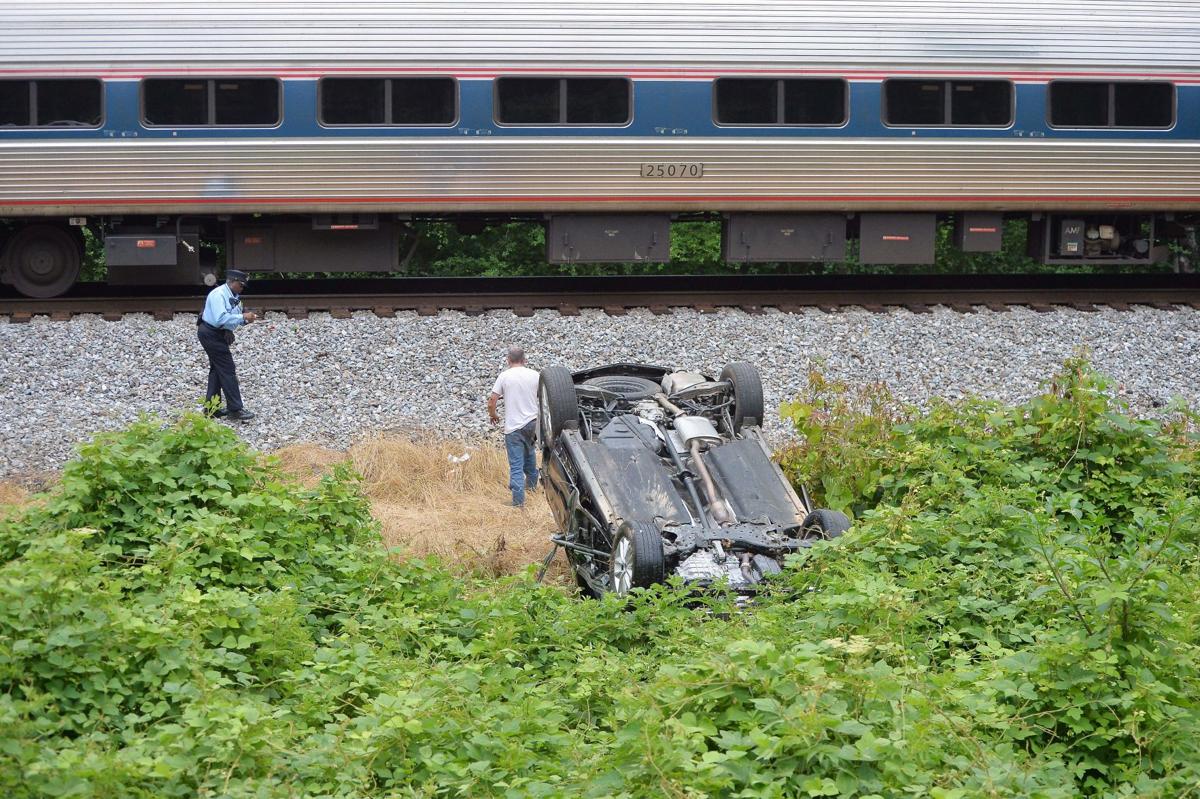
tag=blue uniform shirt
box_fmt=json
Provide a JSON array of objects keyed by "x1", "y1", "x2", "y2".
[{"x1": 201, "y1": 284, "x2": 245, "y2": 330}]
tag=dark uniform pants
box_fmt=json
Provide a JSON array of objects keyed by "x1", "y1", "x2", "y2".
[{"x1": 197, "y1": 324, "x2": 243, "y2": 413}]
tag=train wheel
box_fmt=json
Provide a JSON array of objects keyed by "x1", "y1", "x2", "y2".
[{"x1": 5, "y1": 225, "x2": 81, "y2": 298}]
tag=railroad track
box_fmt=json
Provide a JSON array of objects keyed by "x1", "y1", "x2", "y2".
[{"x1": 3, "y1": 274, "x2": 1199, "y2": 321}]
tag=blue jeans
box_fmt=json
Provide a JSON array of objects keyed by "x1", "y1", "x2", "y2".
[{"x1": 504, "y1": 425, "x2": 539, "y2": 506}]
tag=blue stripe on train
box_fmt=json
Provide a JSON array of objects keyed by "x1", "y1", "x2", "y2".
[{"x1": 2, "y1": 79, "x2": 1196, "y2": 140}]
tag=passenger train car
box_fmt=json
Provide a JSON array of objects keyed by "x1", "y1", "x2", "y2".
[{"x1": 1, "y1": 1, "x2": 1198, "y2": 296}]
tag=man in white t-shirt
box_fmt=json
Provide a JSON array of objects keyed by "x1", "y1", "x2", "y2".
[{"x1": 488, "y1": 346, "x2": 541, "y2": 507}]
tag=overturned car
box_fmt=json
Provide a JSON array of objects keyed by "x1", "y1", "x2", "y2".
[{"x1": 538, "y1": 363, "x2": 850, "y2": 597}]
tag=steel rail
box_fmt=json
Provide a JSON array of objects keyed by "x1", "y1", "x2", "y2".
[{"x1": 2, "y1": 274, "x2": 1198, "y2": 320}]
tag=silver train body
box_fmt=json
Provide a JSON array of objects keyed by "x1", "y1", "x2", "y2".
[
  {"x1": 1, "y1": 0, "x2": 1198, "y2": 215},
  {"x1": 0, "y1": 1, "x2": 1198, "y2": 293}
]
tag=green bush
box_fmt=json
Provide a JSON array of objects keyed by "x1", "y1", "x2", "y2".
[{"x1": 1, "y1": 367, "x2": 1198, "y2": 797}]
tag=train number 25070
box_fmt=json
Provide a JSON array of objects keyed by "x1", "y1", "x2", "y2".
[{"x1": 640, "y1": 162, "x2": 705, "y2": 178}]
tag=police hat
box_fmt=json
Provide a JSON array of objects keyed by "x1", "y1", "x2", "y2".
[{"x1": 226, "y1": 269, "x2": 250, "y2": 285}]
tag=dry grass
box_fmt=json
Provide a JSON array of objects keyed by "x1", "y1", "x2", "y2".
[
  {"x1": 1, "y1": 437, "x2": 562, "y2": 578},
  {"x1": 0, "y1": 482, "x2": 32, "y2": 515},
  {"x1": 274, "y1": 435, "x2": 562, "y2": 578}
]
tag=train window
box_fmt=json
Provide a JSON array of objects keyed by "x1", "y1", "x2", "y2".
[
  {"x1": 885, "y1": 80, "x2": 945, "y2": 125},
  {"x1": 0, "y1": 81, "x2": 31, "y2": 127},
  {"x1": 714, "y1": 79, "x2": 777, "y2": 124},
  {"x1": 715, "y1": 78, "x2": 847, "y2": 125},
  {"x1": 886, "y1": 79, "x2": 1012, "y2": 126},
  {"x1": 1049, "y1": 82, "x2": 1109, "y2": 127},
  {"x1": 144, "y1": 78, "x2": 280, "y2": 127},
  {"x1": 0, "y1": 79, "x2": 102, "y2": 128},
  {"x1": 496, "y1": 77, "x2": 630, "y2": 125},
  {"x1": 34, "y1": 80, "x2": 102, "y2": 127},
  {"x1": 392, "y1": 78, "x2": 456, "y2": 124},
  {"x1": 215, "y1": 80, "x2": 280, "y2": 125},
  {"x1": 1114, "y1": 82, "x2": 1174, "y2": 127},
  {"x1": 496, "y1": 78, "x2": 560, "y2": 124},
  {"x1": 321, "y1": 79, "x2": 387, "y2": 125},
  {"x1": 565, "y1": 78, "x2": 630, "y2": 124},
  {"x1": 950, "y1": 81, "x2": 1012, "y2": 126},
  {"x1": 783, "y1": 79, "x2": 847, "y2": 125},
  {"x1": 1050, "y1": 81, "x2": 1174, "y2": 128},
  {"x1": 320, "y1": 78, "x2": 456, "y2": 126},
  {"x1": 144, "y1": 79, "x2": 208, "y2": 126}
]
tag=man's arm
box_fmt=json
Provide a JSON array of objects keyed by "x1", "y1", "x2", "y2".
[
  {"x1": 209, "y1": 291, "x2": 254, "y2": 330},
  {"x1": 487, "y1": 392, "x2": 501, "y2": 426}
]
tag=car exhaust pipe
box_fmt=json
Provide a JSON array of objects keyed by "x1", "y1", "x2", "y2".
[
  {"x1": 655, "y1": 393, "x2": 734, "y2": 526},
  {"x1": 690, "y1": 439, "x2": 734, "y2": 526},
  {"x1": 653, "y1": 393, "x2": 685, "y2": 417}
]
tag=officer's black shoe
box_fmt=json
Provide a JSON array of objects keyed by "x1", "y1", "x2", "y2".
[
  {"x1": 213, "y1": 408, "x2": 228, "y2": 418},
  {"x1": 227, "y1": 409, "x2": 256, "y2": 421}
]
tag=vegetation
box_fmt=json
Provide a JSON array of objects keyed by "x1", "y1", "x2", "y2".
[{"x1": 2, "y1": 363, "x2": 1198, "y2": 797}]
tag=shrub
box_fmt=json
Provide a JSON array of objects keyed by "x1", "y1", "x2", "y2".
[{"x1": 1, "y1": 368, "x2": 1198, "y2": 797}]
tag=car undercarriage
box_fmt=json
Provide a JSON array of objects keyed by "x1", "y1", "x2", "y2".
[{"x1": 537, "y1": 363, "x2": 849, "y2": 597}]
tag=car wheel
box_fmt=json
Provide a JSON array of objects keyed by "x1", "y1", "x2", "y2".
[
  {"x1": 801, "y1": 509, "x2": 852, "y2": 540},
  {"x1": 609, "y1": 521, "x2": 665, "y2": 595},
  {"x1": 720, "y1": 362, "x2": 764, "y2": 434},
  {"x1": 538, "y1": 366, "x2": 579, "y2": 454}
]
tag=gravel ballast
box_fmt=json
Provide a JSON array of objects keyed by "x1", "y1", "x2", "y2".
[{"x1": 2, "y1": 306, "x2": 1198, "y2": 477}]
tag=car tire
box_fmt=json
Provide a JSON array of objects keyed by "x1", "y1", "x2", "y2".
[
  {"x1": 538, "y1": 366, "x2": 578, "y2": 453},
  {"x1": 720, "y1": 362, "x2": 765, "y2": 433},
  {"x1": 801, "y1": 509, "x2": 852, "y2": 540},
  {"x1": 609, "y1": 521, "x2": 665, "y2": 595}
]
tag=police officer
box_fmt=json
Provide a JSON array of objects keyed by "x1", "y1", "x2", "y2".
[{"x1": 197, "y1": 269, "x2": 257, "y2": 420}]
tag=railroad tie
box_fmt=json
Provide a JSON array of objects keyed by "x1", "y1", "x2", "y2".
[
  {"x1": 556, "y1": 304, "x2": 581, "y2": 316},
  {"x1": 603, "y1": 305, "x2": 628, "y2": 317},
  {"x1": 416, "y1": 306, "x2": 439, "y2": 317},
  {"x1": 286, "y1": 308, "x2": 309, "y2": 320},
  {"x1": 513, "y1": 306, "x2": 535, "y2": 318},
  {"x1": 373, "y1": 306, "x2": 396, "y2": 318}
]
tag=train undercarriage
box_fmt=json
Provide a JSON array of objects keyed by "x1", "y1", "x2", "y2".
[{"x1": 0, "y1": 210, "x2": 1194, "y2": 298}]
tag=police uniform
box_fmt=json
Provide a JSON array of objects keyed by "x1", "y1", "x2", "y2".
[{"x1": 197, "y1": 269, "x2": 254, "y2": 420}]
